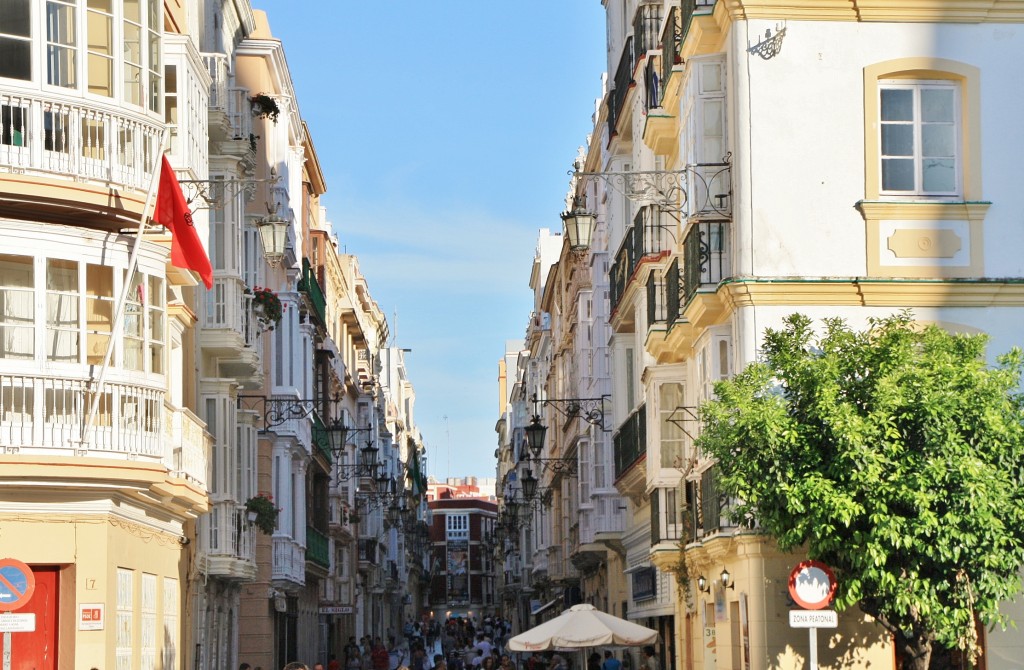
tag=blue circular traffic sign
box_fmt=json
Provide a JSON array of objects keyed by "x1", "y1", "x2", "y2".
[{"x1": 0, "y1": 558, "x2": 36, "y2": 612}]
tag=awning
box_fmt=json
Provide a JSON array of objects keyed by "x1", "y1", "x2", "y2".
[{"x1": 531, "y1": 598, "x2": 561, "y2": 617}]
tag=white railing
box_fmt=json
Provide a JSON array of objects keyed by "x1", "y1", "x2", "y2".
[
  {"x1": 0, "y1": 373, "x2": 164, "y2": 457},
  {"x1": 201, "y1": 53, "x2": 252, "y2": 142},
  {"x1": 202, "y1": 53, "x2": 229, "y2": 111},
  {"x1": 272, "y1": 536, "x2": 306, "y2": 585},
  {"x1": 206, "y1": 500, "x2": 255, "y2": 563},
  {"x1": 164, "y1": 404, "x2": 210, "y2": 489},
  {"x1": 0, "y1": 90, "x2": 162, "y2": 192},
  {"x1": 227, "y1": 88, "x2": 252, "y2": 141},
  {"x1": 203, "y1": 276, "x2": 259, "y2": 346}
]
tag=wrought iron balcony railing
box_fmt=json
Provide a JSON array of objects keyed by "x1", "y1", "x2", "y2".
[
  {"x1": 299, "y1": 257, "x2": 327, "y2": 326},
  {"x1": 613, "y1": 403, "x2": 647, "y2": 479},
  {"x1": 610, "y1": 206, "x2": 673, "y2": 313},
  {"x1": 609, "y1": 36, "x2": 634, "y2": 137},
  {"x1": 660, "y1": 6, "x2": 682, "y2": 106},
  {"x1": 306, "y1": 525, "x2": 330, "y2": 569},
  {"x1": 681, "y1": 220, "x2": 729, "y2": 307},
  {"x1": 633, "y1": 3, "x2": 663, "y2": 64},
  {"x1": 272, "y1": 536, "x2": 306, "y2": 585},
  {"x1": 665, "y1": 256, "x2": 681, "y2": 328},
  {"x1": 681, "y1": 0, "x2": 717, "y2": 40}
]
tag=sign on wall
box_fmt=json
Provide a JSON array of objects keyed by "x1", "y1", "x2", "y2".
[
  {"x1": 446, "y1": 539, "x2": 469, "y2": 605},
  {"x1": 79, "y1": 604, "x2": 105, "y2": 631}
]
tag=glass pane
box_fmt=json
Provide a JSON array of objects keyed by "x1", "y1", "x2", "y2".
[
  {"x1": 922, "y1": 159, "x2": 955, "y2": 193},
  {"x1": 880, "y1": 88, "x2": 913, "y2": 122},
  {"x1": 150, "y1": 343, "x2": 162, "y2": 374},
  {"x1": 0, "y1": 0, "x2": 32, "y2": 36},
  {"x1": 86, "y1": 264, "x2": 113, "y2": 298},
  {"x1": 882, "y1": 158, "x2": 914, "y2": 191},
  {"x1": 1, "y1": 326, "x2": 34, "y2": 359},
  {"x1": 922, "y1": 124, "x2": 955, "y2": 158},
  {"x1": 87, "y1": 53, "x2": 113, "y2": 97},
  {"x1": 87, "y1": 0, "x2": 112, "y2": 11},
  {"x1": 124, "y1": 339, "x2": 143, "y2": 370},
  {"x1": 47, "y1": 329, "x2": 78, "y2": 362},
  {"x1": 148, "y1": 276, "x2": 163, "y2": 307},
  {"x1": 47, "y1": 294, "x2": 78, "y2": 325},
  {"x1": 47, "y1": 2, "x2": 76, "y2": 45},
  {"x1": 125, "y1": 63, "x2": 142, "y2": 105},
  {"x1": 47, "y1": 45, "x2": 77, "y2": 87},
  {"x1": 87, "y1": 11, "x2": 112, "y2": 55},
  {"x1": 921, "y1": 88, "x2": 955, "y2": 122},
  {"x1": 124, "y1": 0, "x2": 140, "y2": 22},
  {"x1": 0, "y1": 39, "x2": 31, "y2": 81},
  {"x1": 123, "y1": 23, "x2": 141, "y2": 63},
  {"x1": 47, "y1": 259, "x2": 77, "y2": 291},
  {"x1": 0, "y1": 254, "x2": 33, "y2": 288},
  {"x1": 881, "y1": 124, "x2": 913, "y2": 157}
]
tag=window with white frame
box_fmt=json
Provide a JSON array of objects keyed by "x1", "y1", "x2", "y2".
[
  {"x1": 880, "y1": 81, "x2": 960, "y2": 196},
  {"x1": 162, "y1": 577, "x2": 178, "y2": 669},
  {"x1": 659, "y1": 382, "x2": 684, "y2": 468},
  {"x1": 0, "y1": 255, "x2": 164, "y2": 370},
  {"x1": 446, "y1": 513, "x2": 468, "y2": 540},
  {"x1": 116, "y1": 567, "x2": 134, "y2": 670},
  {"x1": 140, "y1": 572, "x2": 157, "y2": 670}
]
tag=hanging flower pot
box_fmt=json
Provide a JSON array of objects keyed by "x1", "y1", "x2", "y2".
[
  {"x1": 244, "y1": 493, "x2": 279, "y2": 535},
  {"x1": 246, "y1": 286, "x2": 283, "y2": 331},
  {"x1": 250, "y1": 93, "x2": 281, "y2": 123}
]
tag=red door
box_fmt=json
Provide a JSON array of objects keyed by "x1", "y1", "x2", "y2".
[{"x1": 0, "y1": 565, "x2": 60, "y2": 670}]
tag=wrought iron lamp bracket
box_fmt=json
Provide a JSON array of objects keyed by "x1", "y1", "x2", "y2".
[
  {"x1": 530, "y1": 456, "x2": 579, "y2": 477},
  {"x1": 535, "y1": 394, "x2": 610, "y2": 432},
  {"x1": 178, "y1": 173, "x2": 281, "y2": 210},
  {"x1": 238, "y1": 394, "x2": 317, "y2": 430},
  {"x1": 571, "y1": 162, "x2": 731, "y2": 218}
]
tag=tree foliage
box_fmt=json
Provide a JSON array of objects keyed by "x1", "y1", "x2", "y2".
[{"x1": 696, "y1": 313, "x2": 1024, "y2": 669}]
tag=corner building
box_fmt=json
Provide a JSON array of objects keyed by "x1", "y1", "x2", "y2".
[
  {"x1": 0, "y1": 0, "x2": 208, "y2": 668},
  {"x1": 592, "y1": 1, "x2": 1024, "y2": 669}
]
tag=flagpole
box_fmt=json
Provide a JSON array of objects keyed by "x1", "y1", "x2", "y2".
[{"x1": 81, "y1": 129, "x2": 170, "y2": 449}]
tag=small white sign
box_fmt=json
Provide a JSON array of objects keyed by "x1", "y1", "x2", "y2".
[
  {"x1": 789, "y1": 609, "x2": 838, "y2": 628},
  {"x1": 79, "y1": 604, "x2": 105, "y2": 631},
  {"x1": 0, "y1": 613, "x2": 36, "y2": 633},
  {"x1": 318, "y1": 606, "x2": 354, "y2": 615}
]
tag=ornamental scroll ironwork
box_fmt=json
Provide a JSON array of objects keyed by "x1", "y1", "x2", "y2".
[
  {"x1": 747, "y1": 25, "x2": 786, "y2": 61},
  {"x1": 573, "y1": 162, "x2": 731, "y2": 218},
  {"x1": 238, "y1": 394, "x2": 318, "y2": 429},
  {"x1": 178, "y1": 172, "x2": 281, "y2": 209}
]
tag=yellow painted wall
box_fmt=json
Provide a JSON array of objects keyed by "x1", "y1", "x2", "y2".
[{"x1": 0, "y1": 507, "x2": 188, "y2": 670}]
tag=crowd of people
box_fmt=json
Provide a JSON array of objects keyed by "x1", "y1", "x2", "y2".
[{"x1": 244, "y1": 614, "x2": 659, "y2": 670}]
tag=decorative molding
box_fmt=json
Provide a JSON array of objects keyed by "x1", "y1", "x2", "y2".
[{"x1": 725, "y1": 0, "x2": 1024, "y2": 22}]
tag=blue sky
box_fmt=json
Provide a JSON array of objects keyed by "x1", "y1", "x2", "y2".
[{"x1": 252, "y1": 1, "x2": 607, "y2": 479}]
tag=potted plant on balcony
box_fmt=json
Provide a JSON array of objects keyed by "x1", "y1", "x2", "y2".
[
  {"x1": 246, "y1": 286, "x2": 283, "y2": 331},
  {"x1": 250, "y1": 93, "x2": 281, "y2": 123},
  {"x1": 346, "y1": 509, "x2": 360, "y2": 525},
  {"x1": 244, "y1": 493, "x2": 279, "y2": 535}
]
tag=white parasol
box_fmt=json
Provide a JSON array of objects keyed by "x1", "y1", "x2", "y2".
[{"x1": 507, "y1": 604, "x2": 659, "y2": 651}]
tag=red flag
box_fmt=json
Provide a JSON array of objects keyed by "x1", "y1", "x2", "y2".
[{"x1": 151, "y1": 155, "x2": 213, "y2": 289}]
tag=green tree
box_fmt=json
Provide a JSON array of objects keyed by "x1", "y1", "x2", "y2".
[{"x1": 696, "y1": 313, "x2": 1024, "y2": 670}]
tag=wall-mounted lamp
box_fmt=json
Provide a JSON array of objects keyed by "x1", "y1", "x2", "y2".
[
  {"x1": 561, "y1": 196, "x2": 596, "y2": 251},
  {"x1": 720, "y1": 568, "x2": 735, "y2": 590},
  {"x1": 696, "y1": 575, "x2": 710, "y2": 593},
  {"x1": 256, "y1": 202, "x2": 289, "y2": 267}
]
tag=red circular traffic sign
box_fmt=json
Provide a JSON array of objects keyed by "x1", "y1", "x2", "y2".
[
  {"x1": 0, "y1": 558, "x2": 36, "y2": 612},
  {"x1": 788, "y1": 560, "x2": 836, "y2": 610}
]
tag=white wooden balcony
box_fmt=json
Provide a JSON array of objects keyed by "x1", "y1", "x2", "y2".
[
  {"x1": 202, "y1": 53, "x2": 253, "y2": 144},
  {"x1": 200, "y1": 500, "x2": 257, "y2": 582},
  {"x1": 272, "y1": 536, "x2": 306, "y2": 587},
  {"x1": 0, "y1": 372, "x2": 163, "y2": 459},
  {"x1": 164, "y1": 404, "x2": 211, "y2": 489},
  {"x1": 0, "y1": 89, "x2": 162, "y2": 193}
]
